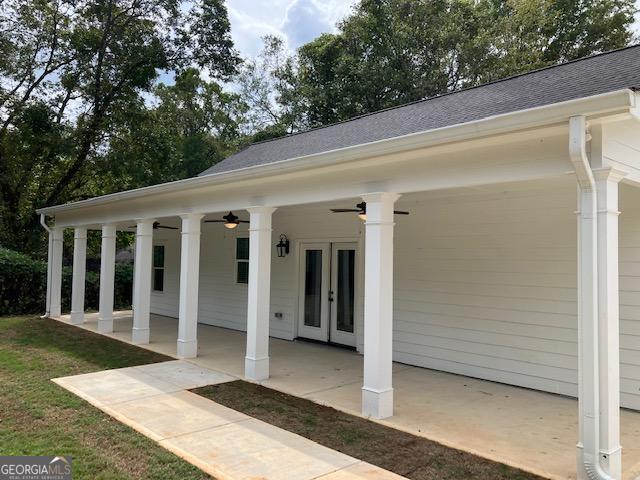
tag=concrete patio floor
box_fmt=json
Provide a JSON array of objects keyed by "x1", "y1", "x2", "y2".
[
  {"x1": 57, "y1": 311, "x2": 640, "y2": 480},
  {"x1": 53, "y1": 360, "x2": 403, "y2": 480}
]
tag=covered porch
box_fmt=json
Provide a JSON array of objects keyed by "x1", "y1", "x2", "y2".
[{"x1": 57, "y1": 311, "x2": 640, "y2": 480}]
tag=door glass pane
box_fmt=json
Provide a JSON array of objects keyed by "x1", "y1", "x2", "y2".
[
  {"x1": 336, "y1": 249, "x2": 355, "y2": 333},
  {"x1": 304, "y1": 250, "x2": 323, "y2": 327}
]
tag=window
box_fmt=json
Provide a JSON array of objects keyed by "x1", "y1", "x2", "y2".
[
  {"x1": 153, "y1": 245, "x2": 165, "y2": 292},
  {"x1": 236, "y1": 237, "x2": 249, "y2": 284}
]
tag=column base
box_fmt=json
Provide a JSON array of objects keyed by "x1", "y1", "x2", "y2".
[
  {"x1": 177, "y1": 339, "x2": 197, "y2": 359},
  {"x1": 69, "y1": 311, "x2": 84, "y2": 325},
  {"x1": 49, "y1": 306, "x2": 61, "y2": 319},
  {"x1": 362, "y1": 386, "x2": 394, "y2": 419},
  {"x1": 97, "y1": 318, "x2": 113, "y2": 334},
  {"x1": 131, "y1": 327, "x2": 150, "y2": 345},
  {"x1": 245, "y1": 356, "x2": 269, "y2": 381}
]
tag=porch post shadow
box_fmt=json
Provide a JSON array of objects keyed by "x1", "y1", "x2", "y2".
[{"x1": 361, "y1": 192, "x2": 399, "y2": 419}]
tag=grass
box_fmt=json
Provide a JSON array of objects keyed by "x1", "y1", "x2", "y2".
[
  {"x1": 0, "y1": 315, "x2": 210, "y2": 480},
  {"x1": 194, "y1": 381, "x2": 544, "y2": 480}
]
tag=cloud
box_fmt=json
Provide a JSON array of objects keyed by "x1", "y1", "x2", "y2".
[{"x1": 226, "y1": 0, "x2": 356, "y2": 58}]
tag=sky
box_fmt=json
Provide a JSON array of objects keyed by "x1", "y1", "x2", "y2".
[{"x1": 225, "y1": 0, "x2": 358, "y2": 58}]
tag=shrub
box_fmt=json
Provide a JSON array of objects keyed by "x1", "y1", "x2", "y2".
[{"x1": 0, "y1": 247, "x2": 132, "y2": 316}]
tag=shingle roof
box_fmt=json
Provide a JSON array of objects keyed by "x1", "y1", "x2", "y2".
[{"x1": 200, "y1": 45, "x2": 640, "y2": 176}]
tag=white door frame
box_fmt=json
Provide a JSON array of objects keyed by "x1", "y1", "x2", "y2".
[
  {"x1": 297, "y1": 242, "x2": 331, "y2": 341},
  {"x1": 297, "y1": 240, "x2": 359, "y2": 346}
]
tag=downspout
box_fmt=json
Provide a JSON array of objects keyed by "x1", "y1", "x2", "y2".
[
  {"x1": 569, "y1": 116, "x2": 615, "y2": 480},
  {"x1": 40, "y1": 214, "x2": 53, "y2": 318}
]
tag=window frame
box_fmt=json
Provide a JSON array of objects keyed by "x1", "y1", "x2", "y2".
[
  {"x1": 235, "y1": 236, "x2": 249, "y2": 284},
  {"x1": 152, "y1": 244, "x2": 165, "y2": 292}
]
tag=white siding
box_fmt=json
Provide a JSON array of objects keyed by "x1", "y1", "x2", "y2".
[{"x1": 150, "y1": 181, "x2": 640, "y2": 410}]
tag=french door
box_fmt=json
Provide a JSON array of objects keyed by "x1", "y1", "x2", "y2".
[{"x1": 297, "y1": 242, "x2": 357, "y2": 347}]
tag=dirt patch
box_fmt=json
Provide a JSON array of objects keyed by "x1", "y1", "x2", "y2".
[{"x1": 193, "y1": 381, "x2": 544, "y2": 480}]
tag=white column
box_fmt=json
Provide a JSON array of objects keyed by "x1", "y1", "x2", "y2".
[
  {"x1": 45, "y1": 231, "x2": 53, "y2": 316},
  {"x1": 98, "y1": 224, "x2": 117, "y2": 333},
  {"x1": 244, "y1": 206, "x2": 276, "y2": 381},
  {"x1": 594, "y1": 168, "x2": 624, "y2": 479},
  {"x1": 132, "y1": 219, "x2": 154, "y2": 344},
  {"x1": 70, "y1": 226, "x2": 87, "y2": 325},
  {"x1": 177, "y1": 213, "x2": 204, "y2": 358},
  {"x1": 49, "y1": 227, "x2": 64, "y2": 318},
  {"x1": 576, "y1": 182, "x2": 600, "y2": 478},
  {"x1": 361, "y1": 192, "x2": 399, "y2": 419}
]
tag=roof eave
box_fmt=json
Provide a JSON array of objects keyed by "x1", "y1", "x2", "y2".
[{"x1": 37, "y1": 88, "x2": 636, "y2": 216}]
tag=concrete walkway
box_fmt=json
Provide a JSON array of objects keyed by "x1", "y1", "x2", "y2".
[
  {"x1": 55, "y1": 312, "x2": 640, "y2": 480},
  {"x1": 53, "y1": 360, "x2": 404, "y2": 480}
]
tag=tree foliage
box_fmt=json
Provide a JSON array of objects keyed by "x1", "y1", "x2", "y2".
[
  {"x1": 247, "y1": 0, "x2": 637, "y2": 130},
  {"x1": 0, "y1": 0, "x2": 241, "y2": 254}
]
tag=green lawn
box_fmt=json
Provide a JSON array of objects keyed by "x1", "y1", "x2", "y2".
[{"x1": 0, "y1": 316, "x2": 210, "y2": 480}]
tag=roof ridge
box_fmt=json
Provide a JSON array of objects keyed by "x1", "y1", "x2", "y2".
[{"x1": 242, "y1": 43, "x2": 640, "y2": 149}]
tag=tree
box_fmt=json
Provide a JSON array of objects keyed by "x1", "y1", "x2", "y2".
[
  {"x1": 246, "y1": 0, "x2": 636, "y2": 129},
  {"x1": 104, "y1": 68, "x2": 247, "y2": 191},
  {"x1": 236, "y1": 35, "x2": 307, "y2": 141},
  {"x1": 0, "y1": 0, "x2": 241, "y2": 254}
]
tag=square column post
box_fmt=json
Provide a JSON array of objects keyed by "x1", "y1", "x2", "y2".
[
  {"x1": 98, "y1": 224, "x2": 117, "y2": 333},
  {"x1": 132, "y1": 219, "x2": 154, "y2": 344},
  {"x1": 594, "y1": 168, "x2": 624, "y2": 479},
  {"x1": 244, "y1": 206, "x2": 276, "y2": 381},
  {"x1": 70, "y1": 227, "x2": 87, "y2": 325},
  {"x1": 49, "y1": 227, "x2": 64, "y2": 318},
  {"x1": 361, "y1": 192, "x2": 400, "y2": 419},
  {"x1": 177, "y1": 213, "x2": 204, "y2": 358}
]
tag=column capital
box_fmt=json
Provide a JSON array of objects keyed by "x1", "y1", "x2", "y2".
[
  {"x1": 73, "y1": 226, "x2": 88, "y2": 240},
  {"x1": 360, "y1": 192, "x2": 401, "y2": 204},
  {"x1": 134, "y1": 219, "x2": 156, "y2": 236},
  {"x1": 179, "y1": 213, "x2": 205, "y2": 221},
  {"x1": 52, "y1": 226, "x2": 64, "y2": 241},
  {"x1": 246, "y1": 206, "x2": 277, "y2": 215},
  {"x1": 180, "y1": 213, "x2": 204, "y2": 235},
  {"x1": 593, "y1": 167, "x2": 626, "y2": 183},
  {"x1": 101, "y1": 223, "x2": 117, "y2": 238}
]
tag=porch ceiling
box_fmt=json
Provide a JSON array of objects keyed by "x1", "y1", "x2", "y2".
[{"x1": 56, "y1": 311, "x2": 640, "y2": 480}]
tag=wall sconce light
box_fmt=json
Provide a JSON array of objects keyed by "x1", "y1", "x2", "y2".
[{"x1": 276, "y1": 234, "x2": 290, "y2": 257}]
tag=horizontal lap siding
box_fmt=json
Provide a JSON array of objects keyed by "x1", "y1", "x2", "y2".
[
  {"x1": 620, "y1": 185, "x2": 640, "y2": 409},
  {"x1": 393, "y1": 186, "x2": 580, "y2": 397}
]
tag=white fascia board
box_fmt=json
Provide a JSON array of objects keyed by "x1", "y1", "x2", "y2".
[{"x1": 37, "y1": 89, "x2": 635, "y2": 216}]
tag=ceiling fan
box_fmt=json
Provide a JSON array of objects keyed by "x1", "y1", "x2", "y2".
[
  {"x1": 127, "y1": 221, "x2": 178, "y2": 230},
  {"x1": 330, "y1": 202, "x2": 409, "y2": 221},
  {"x1": 204, "y1": 211, "x2": 249, "y2": 229}
]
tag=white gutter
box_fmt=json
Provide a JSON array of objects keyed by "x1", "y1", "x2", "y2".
[
  {"x1": 37, "y1": 89, "x2": 635, "y2": 216},
  {"x1": 569, "y1": 115, "x2": 615, "y2": 480}
]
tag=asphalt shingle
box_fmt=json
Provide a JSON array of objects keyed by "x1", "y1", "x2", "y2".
[{"x1": 200, "y1": 45, "x2": 640, "y2": 176}]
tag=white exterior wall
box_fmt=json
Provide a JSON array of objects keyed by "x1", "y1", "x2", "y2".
[{"x1": 149, "y1": 181, "x2": 640, "y2": 410}]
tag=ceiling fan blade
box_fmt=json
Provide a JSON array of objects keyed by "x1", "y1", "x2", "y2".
[
  {"x1": 157, "y1": 225, "x2": 179, "y2": 229},
  {"x1": 330, "y1": 208, "x2": 361, "y2": 212},
  {"x1": 393, "y1": 210, "x2": 410, "y2": 215},
  {"x1": 238, "y1": 220, "x2": 250, "y2": 223}
]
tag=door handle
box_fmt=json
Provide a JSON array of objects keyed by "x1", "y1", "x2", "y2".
[{"x1": 329, "y1": 290, "x2": 334, "y2": 302}]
